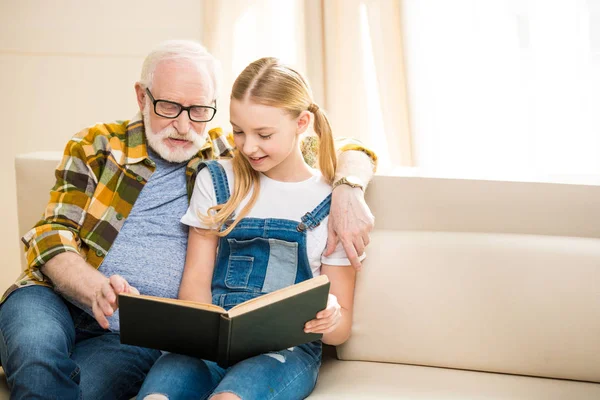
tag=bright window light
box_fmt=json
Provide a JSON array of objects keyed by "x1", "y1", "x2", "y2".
[{"x1": 402, "y1": 0, "x2": 600, "y2": 184}]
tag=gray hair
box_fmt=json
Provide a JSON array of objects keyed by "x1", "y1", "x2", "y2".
[{"x1": 140, "y1": 40, "x2": 221, "y2": 100}]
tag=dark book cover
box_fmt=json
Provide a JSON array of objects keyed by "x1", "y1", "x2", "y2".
[{"x1": 119, "y1": 275, "x2": 330, "y2": 367}]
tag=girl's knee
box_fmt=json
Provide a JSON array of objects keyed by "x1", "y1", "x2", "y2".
[
  {"x1": 211, "y1": 392, "x2": 241, "y2": 400},
  {"x1": 142, "y1": 394, "x2": 169, "y2": 400}
]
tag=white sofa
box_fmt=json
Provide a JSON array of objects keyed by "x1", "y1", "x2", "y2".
[{"x1": 1, "y1": 153, "x2": 599, "y2": 399}]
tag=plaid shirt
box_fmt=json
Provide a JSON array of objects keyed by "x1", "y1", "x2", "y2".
[{"x1": 2, "y1": 114, "x2": 375, "y2": 303}]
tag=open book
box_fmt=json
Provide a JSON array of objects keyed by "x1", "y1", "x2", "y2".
[{"x1": 119, "y1": 274, "x2": 330, "y2": 368}]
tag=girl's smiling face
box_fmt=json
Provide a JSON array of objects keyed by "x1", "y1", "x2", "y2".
[{"x1": 230, "y1": 99, "x2": 310, "y2": 181}]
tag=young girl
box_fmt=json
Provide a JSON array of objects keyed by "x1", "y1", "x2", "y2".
[{"x1": 137, "y1": 57, "x2": 359, "y2": 400}]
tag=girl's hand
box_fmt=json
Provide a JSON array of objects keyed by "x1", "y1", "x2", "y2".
[
  {"x1": 304, "y1": 294, "x2": 342, "y2": 334},
  {"x1": 92, "y1": 274, "x2": 139, "y2": 330}
]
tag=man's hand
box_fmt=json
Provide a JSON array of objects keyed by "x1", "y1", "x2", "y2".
[
  {"x1": 92, "y1": 274, "x2": 139, "y2": 330},
  {"x1": 325, "y1": 185, "x2": 374, "y2": 270},
  {"x1": 304, "y1": 294, "x2": 342, "y2": 334}
]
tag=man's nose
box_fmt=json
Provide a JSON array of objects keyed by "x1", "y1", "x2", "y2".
[{"x1": 173, "y1": 110, "x2": 191, "y2": 134}]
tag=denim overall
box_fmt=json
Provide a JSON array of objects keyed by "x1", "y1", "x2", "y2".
[
  {"x1": 205, "y1": 161, "x2": 331, "y2": 309},
  {"x1": 138, "y1": 160, "x2": 332, "y2": 400}
]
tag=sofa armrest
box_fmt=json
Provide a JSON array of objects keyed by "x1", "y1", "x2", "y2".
[{"x1": 15, "y1": 152, "x2": 63, "y2": 270}]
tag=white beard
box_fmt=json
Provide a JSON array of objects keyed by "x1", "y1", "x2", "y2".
[{"x1": 142, "y1": 104, "x2": 207, "y2": 163}]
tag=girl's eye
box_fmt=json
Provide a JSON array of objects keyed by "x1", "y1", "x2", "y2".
[
  {"x1": 259, "y1": 134, "x2": 273, "y2": 139},
  {"x1": 233, "y1": 131, "x2": 244, "y2": 135}
]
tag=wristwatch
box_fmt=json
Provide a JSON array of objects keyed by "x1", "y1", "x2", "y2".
[{"x1": 332, "y1": 176, "x2": 365, "y2": 191}]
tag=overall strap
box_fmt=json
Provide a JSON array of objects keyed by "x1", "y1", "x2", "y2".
[
  {"x1": 299, "y1": 194, "x2": 332, "y2": 231},
  {"x1": 199, "y1": 161, "x2": 231, "y2": 205}
]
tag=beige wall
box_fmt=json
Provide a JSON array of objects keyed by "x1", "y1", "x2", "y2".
[{"x1": 0, "y1": 0, "x2": 204, "y2": 292}]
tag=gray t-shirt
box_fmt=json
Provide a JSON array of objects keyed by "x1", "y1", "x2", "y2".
[{"x1": 98, "y1": 148, "x2": 189, "y2": 331}]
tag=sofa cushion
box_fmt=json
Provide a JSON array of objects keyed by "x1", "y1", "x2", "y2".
[
  {"x1": 3, "y1": 361, "x2": 599, "y2": 400},
  {"x1": 310, "y1": 357, "x2": 600, "y2": 399},
  {"x1": 337, "y1": 230, "x2": 600, "y2": 383}
]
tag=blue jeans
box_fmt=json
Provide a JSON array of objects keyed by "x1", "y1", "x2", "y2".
[
  {"x1": 137, "y1": 341, "x2": 322, "y2": 400},
  {"x1": 0, "y1": 286, "x2": 161, "y2": 400}
]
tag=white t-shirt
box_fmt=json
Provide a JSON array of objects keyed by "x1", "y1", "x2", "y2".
[{"x1": 180, "y1": 160, "x2": 355, "y2": 276}]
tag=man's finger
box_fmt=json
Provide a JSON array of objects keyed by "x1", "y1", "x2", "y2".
[
  {"x1": 341, "y1": 238, "x2": 361, "y2": 270},
  {"x1": 353, "y1": 237, "x2": 365, "y2": 261},
  {"x1": 100, "y1": 283, "x2": 117, "y2": 311},
  {"x1": 97, "y1": 291, "x2": 114, "y2": 316},
  {"x1": 324, "y1": 221, "x2": 339, "y2": 257},
  {"x1": 92, "y1": 302, "x2": 110, "y2": 329},
  {"x1": 101, "y1": 281, "x2": 116, "y2": 305},
  {"x1": 109, "y1": 274, "x2": 126, "y2": 294},
  {"x1": 362, "y1": 232, "x2": 371, "y2": 247}
]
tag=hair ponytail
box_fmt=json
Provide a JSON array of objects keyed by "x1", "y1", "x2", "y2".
[{"x1": 309, "y1": 105, "x2": 336, "y2": 185}]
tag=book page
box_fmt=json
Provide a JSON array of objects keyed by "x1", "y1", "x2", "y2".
[
  {"x1": 119, "y1": 293, "x2": 226, "y2": 314},
  {"x1": 227, "y1": 274, "x2": 329, "y2": 318}
]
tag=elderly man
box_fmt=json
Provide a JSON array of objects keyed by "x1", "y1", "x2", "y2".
[{"x1": 0, "y1": 40, "x2": 376, "y2": 399}]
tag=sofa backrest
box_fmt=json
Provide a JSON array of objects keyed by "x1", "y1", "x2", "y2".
[{"x1": 338, "y1": 175, "x2": 600, "y2": 383}]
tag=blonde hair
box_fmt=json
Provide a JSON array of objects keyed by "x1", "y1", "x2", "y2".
[{"x1": 203, "y1": 57, "x2": 337, "y2": 236}]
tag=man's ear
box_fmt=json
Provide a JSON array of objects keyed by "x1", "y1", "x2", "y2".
[
  {"x1": 297, "y1": 111, "x2": 311, "y2": 135},
  {"x1": 135, "y1": 82, "x2": 146, "y2": 113}
]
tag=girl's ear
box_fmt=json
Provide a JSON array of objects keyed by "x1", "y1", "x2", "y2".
[{"x1": 296, "y1": 110, "x2": 311, "y2": 135}]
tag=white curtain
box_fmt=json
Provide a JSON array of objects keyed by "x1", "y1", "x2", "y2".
[
  {"x1": 200, "y1": 0, "x2": 413, "y2": 170},
  {"x1": 320, "y1": 0, "x2": 413, "y2": 170},
  {"x1": 402, "y1": 0, "x2": 600, "y2": 183}
]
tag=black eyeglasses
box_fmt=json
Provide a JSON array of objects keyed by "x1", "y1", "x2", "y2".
[{"x1": 145, "y1": 88, "x2": 217, "y2": 122}]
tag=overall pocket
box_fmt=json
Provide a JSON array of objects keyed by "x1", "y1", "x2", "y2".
[
  {"x1": 225, "y1": 238, "x2": 264, "y2": 290},
  {"x1": 225, "y1": 255, "x2": 254, "y2": 289}
]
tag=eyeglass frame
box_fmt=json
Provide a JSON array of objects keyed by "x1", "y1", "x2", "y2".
[{"x1": 145, "y1": 88, "x2": 217, "y2": 122}]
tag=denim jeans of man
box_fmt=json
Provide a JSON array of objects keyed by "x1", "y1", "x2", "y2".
[{"x1": 0, "y1": 285, "x2": 161, "y2": 400}]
